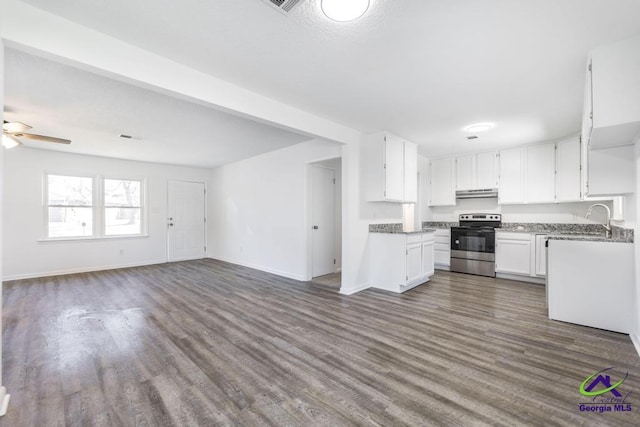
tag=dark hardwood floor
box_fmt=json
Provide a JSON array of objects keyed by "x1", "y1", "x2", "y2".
[{"x1": 2, "y1": 259, "x2": 640, "y2": 426}]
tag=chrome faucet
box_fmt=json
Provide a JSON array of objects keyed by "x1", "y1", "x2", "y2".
[{"x1": 585, "y1": 203, "x2": 611, "y2": 238}]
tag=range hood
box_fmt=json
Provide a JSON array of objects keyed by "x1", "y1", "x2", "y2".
[{"x1": 455, "y1": 189, "x2": 499, "y2": 199}]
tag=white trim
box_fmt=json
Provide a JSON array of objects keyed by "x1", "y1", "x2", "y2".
[
  {"x1": 0, "y1": 387, "x2": 10, "y2": 417},
  {"x1": 167, "y1": 179, "x2": 207, "y2": 263},
  {"x1": 339, "y1": 283, "x2": 370, "y2": 295},
  {"x1": 496, "y1": 273, "x2": 546, "y2": 285},
  {"x1": 208, "y1": 256, "x2": 306, "y2": 282},
  {"x1": 631, "y1": 334, "x2": 640, "y2": 358},
  {"x1": 3, "y1": 259, "x2": 166, "y2": 281},
  {"x1": 37, "y1": 234, "x2": 150, "y2": 243}
]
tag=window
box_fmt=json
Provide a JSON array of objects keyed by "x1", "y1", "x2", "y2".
[
  {"x1": 45, "y1": 174, "x2": 145, "y2": 239},
  {"x1": 104, "y1": 179, "x2": 142, "y2": 236},
  {"x1": 47, "y1": 174, "x2": 94, "y2": 238}
]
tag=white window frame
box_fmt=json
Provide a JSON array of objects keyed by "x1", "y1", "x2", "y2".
[
  {"x1": 44, "y1": 173, "x2": 96, "y2": 239},
  {"x1": 102, "y1": 176, "x2": 146, "y2": 237},
  {"x1": 43, "y1": 173, "x2": 148, "y2": 241}
]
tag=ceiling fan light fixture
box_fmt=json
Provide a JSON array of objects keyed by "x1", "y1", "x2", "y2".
[
  {"x1": 2, "y1": 134, "x2": 22, "y2": 149},
  {"x1": 321, "y1": 0, "x2": 370, "y2": 22},
  {"x1": 464, "y1": 123, "x2": 494, "y2": 133}
]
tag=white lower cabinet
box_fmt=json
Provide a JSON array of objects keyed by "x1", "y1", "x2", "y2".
[
  {"x1": 548, "y1": 239, "x2": 634, "y2": 333},
  {"x1": 534, "y1": 234, "x2": 548, "y2": 277},
  {"x1": 495, "y1": 231, "x2": 548, "y2": 281},
  {"x1": 434, "y1": 229, "x2": 451, "y2": 270},
  {"x1": 370, "y1": 232, "x2": 435, "y2": 293},
  {"x1": 495, "y1": 233, "x2": 532, "y2": 275}
]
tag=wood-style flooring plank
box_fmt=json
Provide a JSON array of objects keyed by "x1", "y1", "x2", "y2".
[{"x1": 2, "y1": 259, "x2": 640, "y2": 426}]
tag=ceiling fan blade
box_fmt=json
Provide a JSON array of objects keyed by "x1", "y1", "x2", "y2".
[
  {"x1": 3, "y1": 121, "x2": 32, "y2": 133},
  {"x1": 16, "y1": 133, "x2": 71, "y2": 144},
  {"x1": 1, "y1": 134, "x2": 22, "y2": 149}
]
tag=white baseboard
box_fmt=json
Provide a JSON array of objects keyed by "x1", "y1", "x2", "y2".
[
  {"x1": 208, "y1": 256, "x2": 306, "y2": 282},
  {"x1": 3, "y1": 259, "x2": 167, "y2": 281},
  {"x1": 496, "y1": 273, "x2": 545, "y2": 285},
  {"x1": 0, "y1": 387, "x2": 10, "y2": 416},
  {"x1": 339, "y1": 282, "x2": 370, "y2": 295},
  {"x1": 631, "y1": 334, "x2": 640, "y2": 358}
]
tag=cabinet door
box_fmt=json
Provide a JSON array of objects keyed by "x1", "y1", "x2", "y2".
[
  {"x1": 534, "y1": 235, "x2": 548, "y2": 277},
  {"x1": 555, "y1": 137, "x2": 581, "y2": 202},
  {"x1": 429, "y1": 157, "x2": 456, "y2": 206},
  {"x1": 498, "y1": 148, "x2": 525, "y2": 204},
  {"x1": 403, "y1": 141, "x2": 418, "y2": 203},
  {"x1": 455, "y1": 154, "x2": 475, "y2": 191},
  {"x1": 587, "y1": 145, "x2": 635, "y2": 196},
  {"x1": 422, "y1": 240, "x2": 435, "y2": 278},
  {"x1": 384, "y1": 135, "x2": 404, "y2": 201},
  {"x1": 476, "y1": 151, "x2": 498, "y2": 189},
  {"x1": 526, "y1": 143, "x2": 556, "y2": 203},
  {"x1": 406, "y1": 244, "x2": 423, "y2": 284},
  {"x1": 495, "y1": 238, "x2": 532, "y2": 275}
]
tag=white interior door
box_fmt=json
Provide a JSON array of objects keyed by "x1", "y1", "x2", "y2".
[
  {"x1": 167, "y1": 180, "x2": 206, "y2": 262},
  {"x1": 311, "y1": 166, "x2": 335, "y2": 278}
]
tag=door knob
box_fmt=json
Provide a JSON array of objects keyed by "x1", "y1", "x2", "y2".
[{"x1": 313, "y1": 225, "x2": 319, "y2": 230}]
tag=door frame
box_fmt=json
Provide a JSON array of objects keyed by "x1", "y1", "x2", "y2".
[
  {"x1": 166, "y1": 179, "x2": 208, "y2": 262},
  {"x1": 306, "y1": 157, "x2": 341, "y2": 280}
]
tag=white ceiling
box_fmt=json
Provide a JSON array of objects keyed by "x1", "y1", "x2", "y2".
[
  {"x1": 8, "y1": 0, "x2": 640, "y2": 160},
  {"x1": 3, "y1": 49, "x2": 310, "y2": 168}
]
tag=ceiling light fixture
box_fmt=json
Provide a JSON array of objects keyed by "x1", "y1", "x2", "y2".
[
  {"x1": 321, "y1": 0, "x2": 370, "y2": 22},
  {"x1": 464, "y1": 123, "x2": 494, "y2": 133},
  {"x1": 2, "y1": 134, "x2": 22, "y2": 149}
]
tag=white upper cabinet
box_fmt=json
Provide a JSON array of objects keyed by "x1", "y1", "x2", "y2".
[
  {"x1": 455, "y1": 152, "x2": 498, "y2": 191},
  {"x1": 526, "y1": 143, "x2": 555, "y2": 203},
  {"x1": 475, "y1": 151, "x2": 499, "y2": 189},
  {"x1": 384, "y1": 135, "x2": 404, "y2": 201},
  {"x1": 455, "y1": 154, "x2": 474, "y2": 191},
  {"x1": 403, "y1": 141, "x2": 418, "y2": 203},
  {"x1": 586, "y1": 145, "x2": 635, "y2": 196},
  {"x1": 586, "y1": 35, "x2": 640, "y2": 149},
  {"x1": 429, "y1": 157, "x2": 456, "y2": 206},
  {"x1": 364, "y1": 132, "x2": 418, "y2": 203},
  {"x1": 498, "y1": 147, "x2": 525, "y2": 204},
  {"x1": 555, "y1": 136, "x2": 581, "y2": 202}
]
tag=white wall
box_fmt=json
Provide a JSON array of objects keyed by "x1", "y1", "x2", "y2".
[
  {"x1": 426, "y1": 198, "x2": 614, "y2": 225},
  {"x1": 634, "y1": 141, "x2": 640, "y2": 342},
  {"x1": 0, "y1": 30, "x2": 8, "y2": 409},
  {"x1": 208, "y1": 140, "x2": 342, "y2": 281},
  {"x1": 3, "y1": 148, "x2": 210, "y2": 280}
]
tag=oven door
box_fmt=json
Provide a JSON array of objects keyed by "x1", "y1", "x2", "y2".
[{"x1": 451, "y1": 227, "x2": 495, "y2": 257}]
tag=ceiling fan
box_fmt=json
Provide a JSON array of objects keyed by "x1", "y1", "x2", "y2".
[{"x1": 2, "y1": 120, "x2": 71, "y2": 149}]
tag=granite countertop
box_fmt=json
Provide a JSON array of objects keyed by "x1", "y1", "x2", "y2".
[
  {"x1": 370, "y1": 222, "x2": 634, "y2": 243},
  {"x1": 368, "y1": 224, "x2": 436, "y2": 234},
  {"x1": 546, "y1": 234, "x2": 632, "y2": 243}
]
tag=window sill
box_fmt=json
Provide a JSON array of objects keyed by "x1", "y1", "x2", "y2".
[{"x1": 37, "y1": 234, "x2": 150, "y2": 244}]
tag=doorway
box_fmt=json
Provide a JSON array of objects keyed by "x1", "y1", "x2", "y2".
[
  {"x1": 167, "y1": 180, "x2": 206, "y2": 262},
  {"x1": 309, "y1": 158, "x2": 342, "y2": 282}
]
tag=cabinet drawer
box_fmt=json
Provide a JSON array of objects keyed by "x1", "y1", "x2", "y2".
[
  {"x1": 422, "y1": 233, "x2": 434, "y2": 243},
  {"x1": 435, "y1": 235, "x2": 450, "y2": 244},
  {"x1": 435, "y1": 243, "x2": 450, "y2": 252},
  {"x1": 407, "y1": 234, "x2": 422, "y2": 244},
  {"x1": 496, "y1": 232, "x2": 531, "y2": 241}
]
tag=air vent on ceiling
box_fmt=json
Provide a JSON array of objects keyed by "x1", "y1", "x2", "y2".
[{"x1": 260, "y1": 0, "x2": 305, "y2": 15}]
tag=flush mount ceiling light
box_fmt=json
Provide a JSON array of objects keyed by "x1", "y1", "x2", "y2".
[
  {"x1": 464, "y1": 123, "x2": 494, "y2": 133},
  {"x1": 321, "y1": 0, "x2": 370, "y2": 22}
]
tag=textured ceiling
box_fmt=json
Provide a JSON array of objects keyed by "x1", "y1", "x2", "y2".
[
  {"x1": 10, "y1": 0, "x2": 640, "y2": 158},
  {"x1": 4, "y1": 49, "x2": 310, "y2": 168}
]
